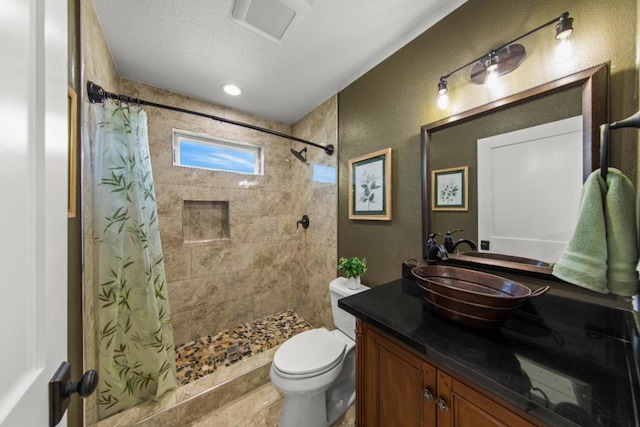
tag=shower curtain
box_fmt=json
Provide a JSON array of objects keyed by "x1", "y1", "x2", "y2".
[{"x1": 89, "y1": 99, "x2": 177, "y2": 418}]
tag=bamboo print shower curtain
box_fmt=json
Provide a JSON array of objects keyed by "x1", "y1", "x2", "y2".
[{"x1": 90, "y1": 100, "x2": 177, "y2": 418}]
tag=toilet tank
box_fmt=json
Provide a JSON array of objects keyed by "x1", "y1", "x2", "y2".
[{"x1": 329, "y1": 278, "x2": 369, "y2": 340}]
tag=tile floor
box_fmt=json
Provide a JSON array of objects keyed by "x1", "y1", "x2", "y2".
[
  {"x1": 174, "y1": 310, "x2": 313, "y2": 386},
  {"x1": 98, "y1": 311, "x2": 343, "y2": 426},
  {"x1": 175, "y1": 310, "x2": 357, "y2": 426}
]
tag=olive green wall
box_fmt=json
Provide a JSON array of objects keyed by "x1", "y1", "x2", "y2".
[{"x1": 338, "y1": 0, "x2": 638, "y2": 286}]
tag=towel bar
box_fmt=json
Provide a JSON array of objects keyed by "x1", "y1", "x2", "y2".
[{"x1": 599, "y1": 110, "x2": 640, "y2": 178}]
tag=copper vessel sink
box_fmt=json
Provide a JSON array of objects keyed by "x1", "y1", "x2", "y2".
[{"x1": 411, "y1": 265, "x2": 549, "y2": 328}]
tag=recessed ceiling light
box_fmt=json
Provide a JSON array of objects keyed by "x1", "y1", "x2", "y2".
[{"x1": 222, "y1": 84, "x2": 242, "y2": 96}]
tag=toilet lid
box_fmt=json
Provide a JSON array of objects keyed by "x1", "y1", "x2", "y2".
[{"x1": 273, "y1": 328, "x2": 346, "y2": 376}]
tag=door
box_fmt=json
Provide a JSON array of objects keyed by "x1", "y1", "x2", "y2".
[
  {"x1": 0, "y1": 0, "x2": 69, "y2": 426},
  {"x1": 477, "y1": 116, "x2": 583, "y2": 262}
]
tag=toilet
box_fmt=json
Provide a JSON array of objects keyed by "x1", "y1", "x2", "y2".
[{"x1": 270, "y1": 278, "x2": 369, "y2": 427}]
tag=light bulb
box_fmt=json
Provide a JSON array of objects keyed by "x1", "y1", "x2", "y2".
[
  {"x1": 485, "y1": 68, "x2": 499, "y2": 90},
  {"x1": 437, "y1": 92, "x2": 450, "y2": 110},
  {"x1": 556, "y1": 28, "x2": 573, "y2": 40},
  {"x1": 554, "y1": 38, "x2": 575, "y2": 64}
]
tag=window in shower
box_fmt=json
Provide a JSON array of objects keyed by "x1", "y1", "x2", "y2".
[
  {"x1": 172, "y1": 129, "x2": 264, "y2": 175},
  {"x1": 312, "y1": 164, "x2": 337, "y2": 183}
]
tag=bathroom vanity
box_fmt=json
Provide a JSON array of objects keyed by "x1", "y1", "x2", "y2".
[{"x1": 339, "y1": 277, "x2": 640, "y2": 427}]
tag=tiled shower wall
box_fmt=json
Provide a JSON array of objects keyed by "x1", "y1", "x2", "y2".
[
  {"x1": 83, "y1": 1, "x2": 338, "y2": 423},
  {"x1": 290, "y1": 100, "x2": 338, "y2": 329},
  {"x1": 119, "y1": 78, "x2": 338, "y2": 345}
]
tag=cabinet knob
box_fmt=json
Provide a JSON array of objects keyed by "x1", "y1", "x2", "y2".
[
  {"x1": 436, "y1": 397, "x2": 449, "y2": 413},
  {"x1": 422, "y1": 388, "x2": 434, "y2": 402}
]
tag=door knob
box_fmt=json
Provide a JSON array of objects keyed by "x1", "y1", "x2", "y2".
[
  {"x1": 49, "y1": 361, "x2": 98, "y2": 426},
  {"x1": 67, "y1": 369, "x2": 98, "y2": 398}
]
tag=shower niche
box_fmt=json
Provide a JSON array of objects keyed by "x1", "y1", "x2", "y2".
[{"x1": 182, "y1": 200, "x2": 230, "y2": 243}]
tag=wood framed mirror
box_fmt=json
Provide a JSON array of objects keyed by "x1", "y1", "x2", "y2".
[{"x1": 421, "y1": 63, "x2": 609, "y2": 275}]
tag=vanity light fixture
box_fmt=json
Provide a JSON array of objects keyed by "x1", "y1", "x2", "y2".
[
  {"x1": 437, "y1": 78, "x2": 449, "y2": 109},
  {"x1": 555, "y1": 12, "x2": 574, "y2": 40},
  {"x1": 222, "y1": 83, "x2": 242, "y2": 96},
  {"x1": 437, "y1": 78, "x2": 448, "y2": 94},
  {"x1": 436, "y1": 12, "x2": 574, "y2": 108},
  {"x1": 483, "y1": 53, "x2": 500, "y2": 90}
]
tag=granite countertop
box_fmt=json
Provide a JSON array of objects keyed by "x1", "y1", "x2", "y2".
[{"x1": 339, "y1": 278, "x2": 640, "y2": 427}]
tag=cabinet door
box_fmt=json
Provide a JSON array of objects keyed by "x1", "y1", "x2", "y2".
[
  {"x1": 448, "y1": 379, "x2": 535, "y2": 427},
  {"x1": 356, "y1": 324, "x2": 539, "y2": 427},
  {"x1": 365, "y1": 331, "x2": 437, "y2": 427}
]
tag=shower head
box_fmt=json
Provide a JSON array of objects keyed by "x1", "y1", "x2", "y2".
[{"x1": 291, "y1": 147, "x2": 307, "y2": 163}]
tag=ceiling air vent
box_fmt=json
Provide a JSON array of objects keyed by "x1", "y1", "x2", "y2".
[{"x1": 231, "y1": 0, "x2": 296, "y2": 44}]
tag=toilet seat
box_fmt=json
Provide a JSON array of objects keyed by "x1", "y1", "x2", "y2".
[{"x1": 273, "y1": 328, "x2": 346, "y2": 379}]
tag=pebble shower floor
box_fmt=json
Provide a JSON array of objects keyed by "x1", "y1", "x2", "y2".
[{"x1": 174, "y1": 310, "x2": 313, "y2": 385}]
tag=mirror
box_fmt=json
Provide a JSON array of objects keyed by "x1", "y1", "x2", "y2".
[{"x1": 421, "y1": 64, "x2": 609, "y2": 275}]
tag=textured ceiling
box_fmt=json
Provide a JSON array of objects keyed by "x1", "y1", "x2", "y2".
[{"x1": 92, "y1": 0, "x2": 466, "y2": 124}]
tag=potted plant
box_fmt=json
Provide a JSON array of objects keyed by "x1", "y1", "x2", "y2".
[{"x1": 338, "y1": 256, "x2": 367, "y2": 289}]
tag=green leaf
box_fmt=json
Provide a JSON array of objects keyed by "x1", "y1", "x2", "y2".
[
  {"x1": 338, "y1": 256, "x2": 367, "y2": 278},
  {"x1": 101, "y1": 320, "x2": 117, "y2": 336}
]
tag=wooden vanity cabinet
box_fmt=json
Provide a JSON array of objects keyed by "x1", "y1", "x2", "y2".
[{"x1": 356, "y1": 320, "x2": 540, "y2": 427}]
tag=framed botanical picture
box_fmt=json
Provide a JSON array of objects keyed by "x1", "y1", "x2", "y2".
[
  {"x1": 349, "y1": 148, "x2": 392, "y2": 220},
  {"x1": 432, "y1": 166, "x2": 468, "y2": 211}
]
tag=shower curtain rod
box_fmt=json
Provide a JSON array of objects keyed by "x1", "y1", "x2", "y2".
[{"x1": 86, "y1": 81, "x2": 335, "y2": 155}]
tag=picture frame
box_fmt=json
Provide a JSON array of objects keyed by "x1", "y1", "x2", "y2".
[
  {"x1": 348, "y1": 148, "x2": 392, "y2": 220},
  {"x1": 432, "y1": 166, "x2": 468, "y2": 211},
  {"x1": 68, "y1": 86, "x2": 78, "y2": 218}
]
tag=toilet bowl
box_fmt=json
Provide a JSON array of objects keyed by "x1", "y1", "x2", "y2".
[{"x1": 270, "y1": 278, "x2": 368, "y2": 427}]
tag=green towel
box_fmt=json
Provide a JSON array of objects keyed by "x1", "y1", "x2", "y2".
[
  {"x1": 553, "y1": 168, "x2": 640, "y2": 296},
  {"x1": 552, "y1": 170, "x2": 608, "y2": 293},
  {"x1": 605, "y1": 169, "x2": 640, "y2": 296}
]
